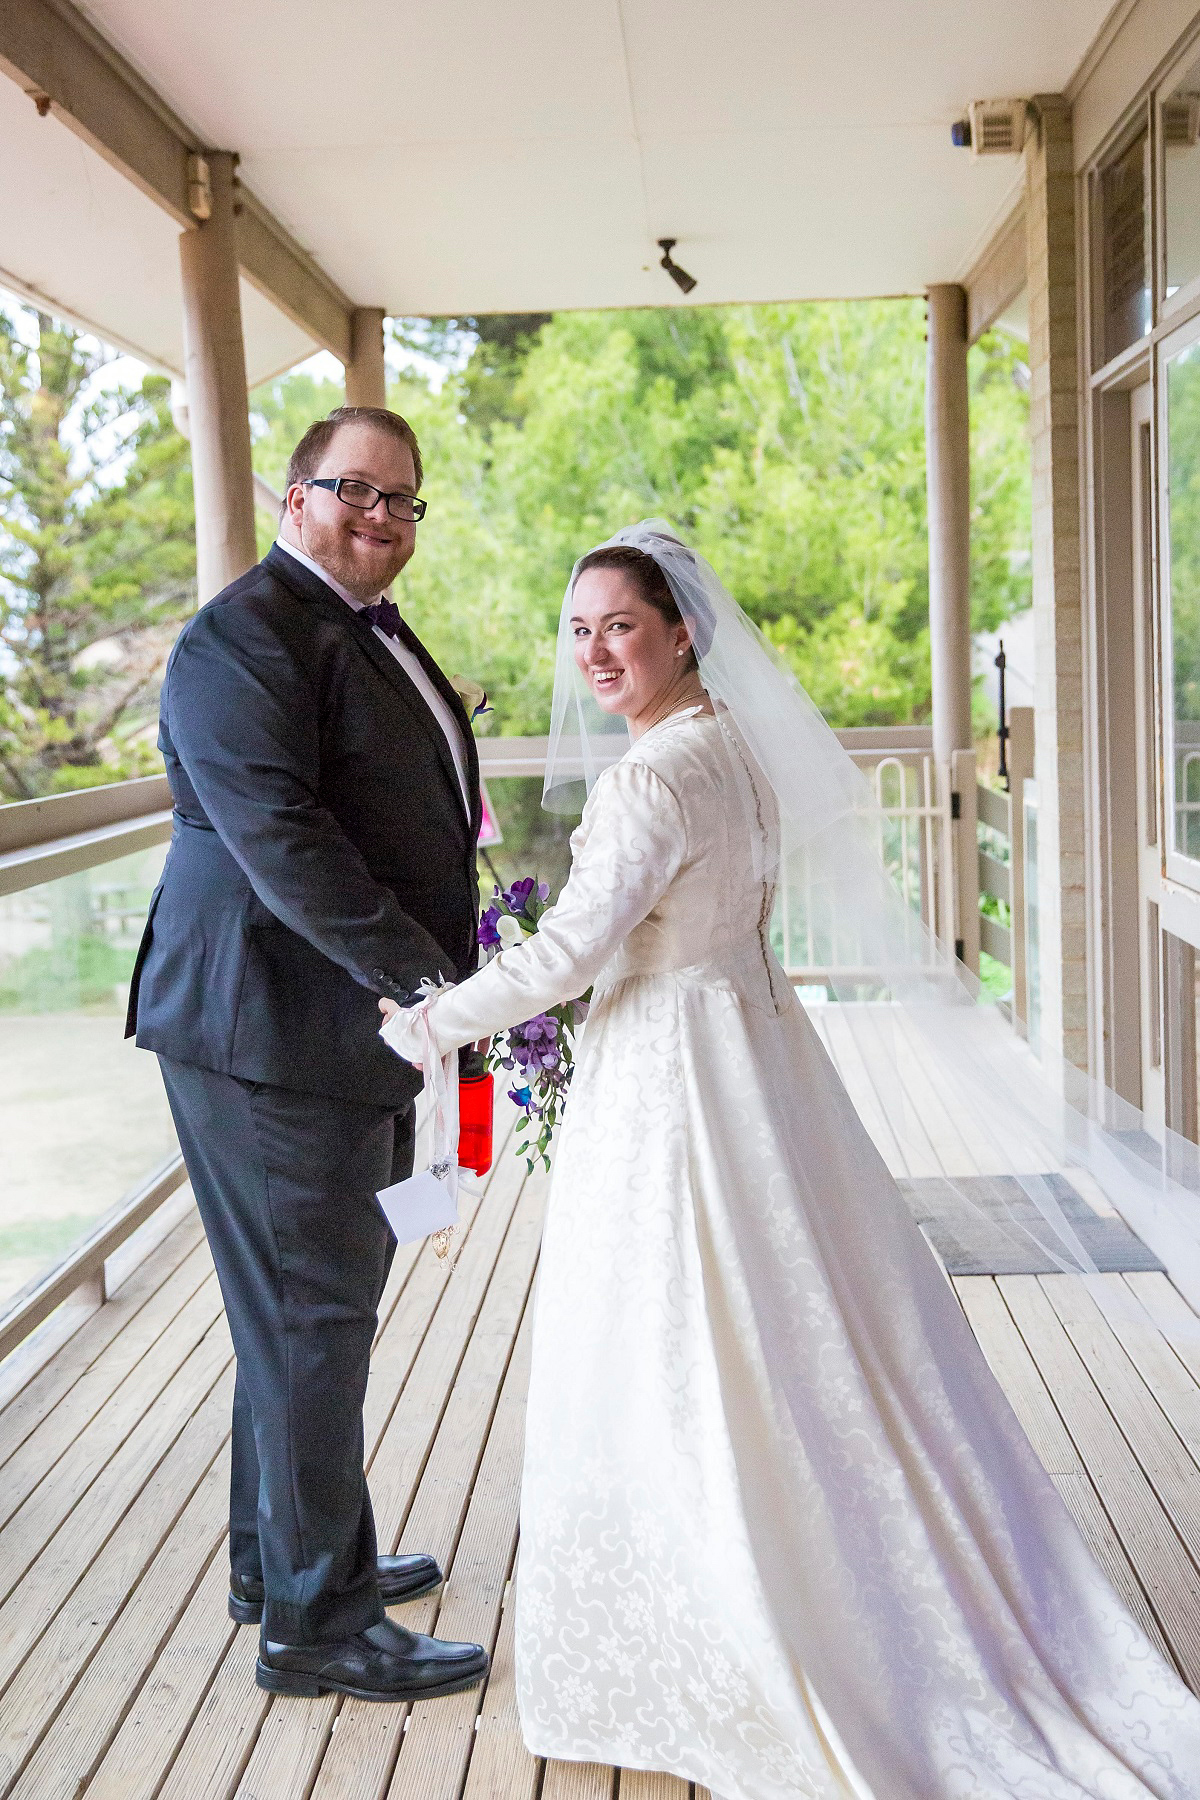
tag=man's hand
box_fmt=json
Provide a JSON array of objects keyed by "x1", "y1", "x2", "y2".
[{"x1": 379, "y1": 998, "x2": 401, "y2": 1022}]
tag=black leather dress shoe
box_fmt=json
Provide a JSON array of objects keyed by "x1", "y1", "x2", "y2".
[
  {"x1": 228, "y1": 1553, "x2": 442, "y2": 1625},
  {"x1": 256, "y1": 1616, "x2": 489, "y2": 1701}
]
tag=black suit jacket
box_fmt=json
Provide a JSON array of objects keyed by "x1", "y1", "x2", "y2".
[{"x1": 126, "y1": 544, "x2": 481, "y2": 1108}]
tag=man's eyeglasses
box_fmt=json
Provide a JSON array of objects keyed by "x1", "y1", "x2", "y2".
[{"x1": 304, "y1": 477, "x2": 427, "y2": 522}]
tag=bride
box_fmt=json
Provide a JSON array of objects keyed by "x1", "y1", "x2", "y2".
[{"x1": 379, "y1": 523, "x2": 1200, "y2": 1800}]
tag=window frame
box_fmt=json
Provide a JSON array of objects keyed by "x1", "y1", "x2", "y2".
[{"x1": 1156, "y1": 306, "x2": 1200, "y2": 893}]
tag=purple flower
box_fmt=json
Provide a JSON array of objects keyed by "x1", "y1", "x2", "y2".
[
  {"x1": 508, "y1": 1084, "x2": 532, "y2": 1108},
  {"x1": 477, "y1": 905, "x2": 501, "y2": 949},
  {"x1": 537, "y1": 880, "x2": 550, "y2": 901},
  {"x1": 505, "y1": 876, "x2": 538, "y2": 917}
]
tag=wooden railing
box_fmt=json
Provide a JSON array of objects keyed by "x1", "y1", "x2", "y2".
[
  {"x1": 973, "y1": 705, "x2": 1035, "y2": 1024},
  {"x1": 0, "y1": 720, "x2": 1030, "y2": 1359}
]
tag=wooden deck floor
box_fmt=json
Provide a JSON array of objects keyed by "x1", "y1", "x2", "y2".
[{"x1": 1, "y1": 1022, "x2": 1200, "y2": 1799}]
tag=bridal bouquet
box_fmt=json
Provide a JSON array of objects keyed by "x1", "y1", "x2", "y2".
[{"x1": 479, "y1": 876, "x2": 580, "y2": 1172}]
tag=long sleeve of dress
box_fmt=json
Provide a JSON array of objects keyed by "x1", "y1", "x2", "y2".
[{"x1": 380, "y1": 758, "x2": 687, "y2": 1062}]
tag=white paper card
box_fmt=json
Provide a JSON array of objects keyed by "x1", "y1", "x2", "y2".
[{"x1": 376, "y1": 1170, "x2": 459, "y2": 1244}]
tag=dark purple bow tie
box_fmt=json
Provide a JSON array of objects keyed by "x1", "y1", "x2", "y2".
[{"x1": 361, "y1": 596, "x2": 402, "y2": 639}]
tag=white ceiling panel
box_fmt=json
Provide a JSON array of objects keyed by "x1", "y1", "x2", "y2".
[{"x1": 0, "y1": 0, "x2": 1121, "y2": 368}]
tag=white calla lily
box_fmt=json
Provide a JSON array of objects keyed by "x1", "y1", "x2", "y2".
[{"x1": 497, "y1": 914, "x2": 526, "y2": 949}]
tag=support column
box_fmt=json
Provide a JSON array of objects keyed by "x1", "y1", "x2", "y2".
[
  {"x1": 926, "y1": 284, "x2": 976, "y2": 969},
  {"x1": 345, "y1": 307, "x2": 387, "y2": 409},
  {"x1": 925, "y1": 284, "x2": 973, "y2": 772},
  {"x1": 178, "y1": 151, "x2": 257, "y2": 604},
  {"x1": 1025, "y1": 96, "x2": 1087, "y2": 1071}
]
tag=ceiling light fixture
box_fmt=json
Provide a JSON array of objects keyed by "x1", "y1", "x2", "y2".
[{"x1": 657, "y1": 239, "x2": 697, "y2": 295}]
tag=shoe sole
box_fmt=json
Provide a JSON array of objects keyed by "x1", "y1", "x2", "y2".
[
  {"x1": 254, "y1": 1659, "x2": 488, "y2": 1702},
  {"x1": 229, "y1": 1571, "x2": 444, "y2": 1626}
]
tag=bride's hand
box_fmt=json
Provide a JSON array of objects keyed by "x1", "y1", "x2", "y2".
[{"x1": 378, "y1": 996, "x2": 423, "y2": 1071}]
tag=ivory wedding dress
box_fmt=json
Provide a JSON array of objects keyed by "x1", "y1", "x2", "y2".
[{"x1": 383, "y1": 706, "x2": 1200, "y2": 1800}]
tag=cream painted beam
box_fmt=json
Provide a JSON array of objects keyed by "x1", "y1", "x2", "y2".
[
  {"x1": 237, "y1": 192, "x2": 353, "y2": 364},
  {"x1": 963, "y1": 202, "x2": 1027, "y2": 344},
  {"x1": 345, "y1": 307, "x2": 388, "y2": 409},
  {"x1": 0, "y1": 0, "x2": 353, "y2": 362}
]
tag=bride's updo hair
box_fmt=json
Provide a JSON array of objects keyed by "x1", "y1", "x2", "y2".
[{"x1": 574, "y1": 542, "x2": 699, "y2": 668}]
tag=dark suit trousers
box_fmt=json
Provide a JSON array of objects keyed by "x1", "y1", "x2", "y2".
[{"x1": 158, "y1": 1056, "x2": 415, "y2": 1643}]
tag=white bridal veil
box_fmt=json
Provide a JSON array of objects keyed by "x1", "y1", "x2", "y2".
[{"x1": 543, "y1": 519, "x2": 1200, "y2": 1322}]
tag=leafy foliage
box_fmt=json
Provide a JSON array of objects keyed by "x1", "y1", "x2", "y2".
[
  {"x1": 0, "y1": 297, "x2": 1032, "y2": 801},
  {"x1": 0, "y1": 311, "x2": 194, "y2": 798},
  {"x1": 385, "y1": 303, "x2": 1031, "y2": 737}
]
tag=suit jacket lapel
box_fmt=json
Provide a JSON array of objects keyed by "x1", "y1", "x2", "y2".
[
  {"x1": 266, "y1": 546, "x2": 477, "y2": 836},
  {"x1": 393, "y1": 615, "x2": 483, "y2": 840}
]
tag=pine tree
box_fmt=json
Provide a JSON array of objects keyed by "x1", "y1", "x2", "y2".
[{"x1": 0, "y1": 310, "x2": 195, "y2": 799}]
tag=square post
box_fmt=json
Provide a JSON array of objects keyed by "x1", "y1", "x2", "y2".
[{"x1": 345, "y1": 307, "x2": 388, "y2": 410}]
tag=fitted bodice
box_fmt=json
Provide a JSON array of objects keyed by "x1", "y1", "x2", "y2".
[
  {"x1": 589, "y1": 711, "x2": 790, "y2": 1012},
  {"x1": 381, "y1": 706, "x2": 797, "y2": 1065}
]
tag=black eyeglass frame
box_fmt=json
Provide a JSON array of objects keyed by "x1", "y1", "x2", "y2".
[{"x1": 303, "y1": 476, "x2": 427, "y2": 521}]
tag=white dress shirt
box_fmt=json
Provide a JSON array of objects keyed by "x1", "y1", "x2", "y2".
[{"x1": 275, "y1": 536, "x2": 470, "y2": 815}]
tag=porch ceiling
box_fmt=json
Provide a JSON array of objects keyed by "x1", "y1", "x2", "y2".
[{"x1": 5, "y1": 0, "x2": 1115, "y2": 375}]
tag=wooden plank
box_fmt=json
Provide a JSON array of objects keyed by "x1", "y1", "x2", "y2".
[
  {"x1": 846, "y1": 1005, "x2": 955, "y2": 1178},
  {"x1": 0, "y1": 1274, "x2": 226, "y2": 1597},
  {"x1": 0, "y1": 1210, "x2": 205, "y2": 1467},
  {"x1": 0, "y1": 1245, "x2": 215, "y2": 1529},
  {"x1": 146, "y1": 1626, "x2": 264, "y2": 1800},
  {"x1": 1040, "y1": 1275, "x2": 1200, "y2": 1562},
  {"x1": 814, "y1": 1007, "x2": 912, "y2": 1176},
  {"x1": 616, "y1": 1771, "x2": 690, "y2": 1798},
  {"x1": 85, "y1": 1553, "x2": 239, "y2": 1800},
  {"x1": 0, "y1": 1316, "x2": 231, "y2": 1699},
  {"x1": 1125, "y1": 1271, "x2": 1200, "y2": 1384},
  {"x1": 158, "y1": 1157, "x2": 524, "y2": 1800},
  {"x1": 1085, "y1": 1274, "x2": 1200, "y2": 1468},
  {"x1": 542, "y1": 1761, "x2": 614, "y2": 1800},
  {"x1": 1, "y1": 1443, "x2": 230, "y2": 1798},
  {"x1": 997, "y1": 1275, "x2": 1200, "y2": 1686},
  {"x1": 978, "y1": 847, "x2": 1011, "y2": 905},
  {"x1": 296, "y1": 1162, "x2": 541, "y2": 1800},
  {"x1": 979, "y1": 912, "x2": 1012, "y2": 966},
  {"x1": 956, "y1": 1277, "x2": 1172, "y2": 1659},
  {"x1": 975, "y1": 782, "x2": 1010, "y2": 835},
  {"x1": 390, "y1": 1289, "x2": 539, "y2": 1797},
  {"x1": 459, "y1": 1592, "x2": 540, "y2": 1800},
  {"x1": 888, "y1": 1006, "x2": 1045, "y2": 1181}
]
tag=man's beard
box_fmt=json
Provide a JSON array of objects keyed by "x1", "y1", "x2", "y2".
[{"x1": 300, "y1": 514, "x2": 411, "y2": 601}]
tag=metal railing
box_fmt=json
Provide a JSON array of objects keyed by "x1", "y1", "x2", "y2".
[{"x1": 776, "y1": 732, "x2": 951, "y2": 983}]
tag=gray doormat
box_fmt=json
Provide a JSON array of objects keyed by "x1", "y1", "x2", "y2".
[{"x1": 897, "y1": 1173, "x2": 1165, "y2": 1276}]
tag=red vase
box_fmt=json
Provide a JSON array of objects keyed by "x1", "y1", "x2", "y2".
[{"x1": 458, "y1": 1069, "x2": 494, "y2": 1176}]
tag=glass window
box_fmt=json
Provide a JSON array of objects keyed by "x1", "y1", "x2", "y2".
[
  {"x1": 0, "y1": 844, "x2": 175, "y2": 1310},
  {"x1": 1166, "y1": 336, "x2": 1200, "y2": 866},
  {"x1": 1164, "y1": 56, "x2": 1200, "y2": 303},
  {"x1": 1099, "y1": 128, "x2": 1152, "y2": 364}
]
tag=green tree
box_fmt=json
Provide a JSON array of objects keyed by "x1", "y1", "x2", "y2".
[
  {"x1": 0, "y1": 311, "x2": 194, "y2": 798},
  {"x1": 392, "y1": 302, "x2": 1031, "y2": 735}
]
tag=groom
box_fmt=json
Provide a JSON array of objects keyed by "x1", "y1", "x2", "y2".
[{"x1": 126, "y1": 406, "x2": 489, "y2": 1702}]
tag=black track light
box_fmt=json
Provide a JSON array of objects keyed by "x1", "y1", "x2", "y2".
[{"x1": 657, "y1": 239, "x2": 697, "y2": 295}]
